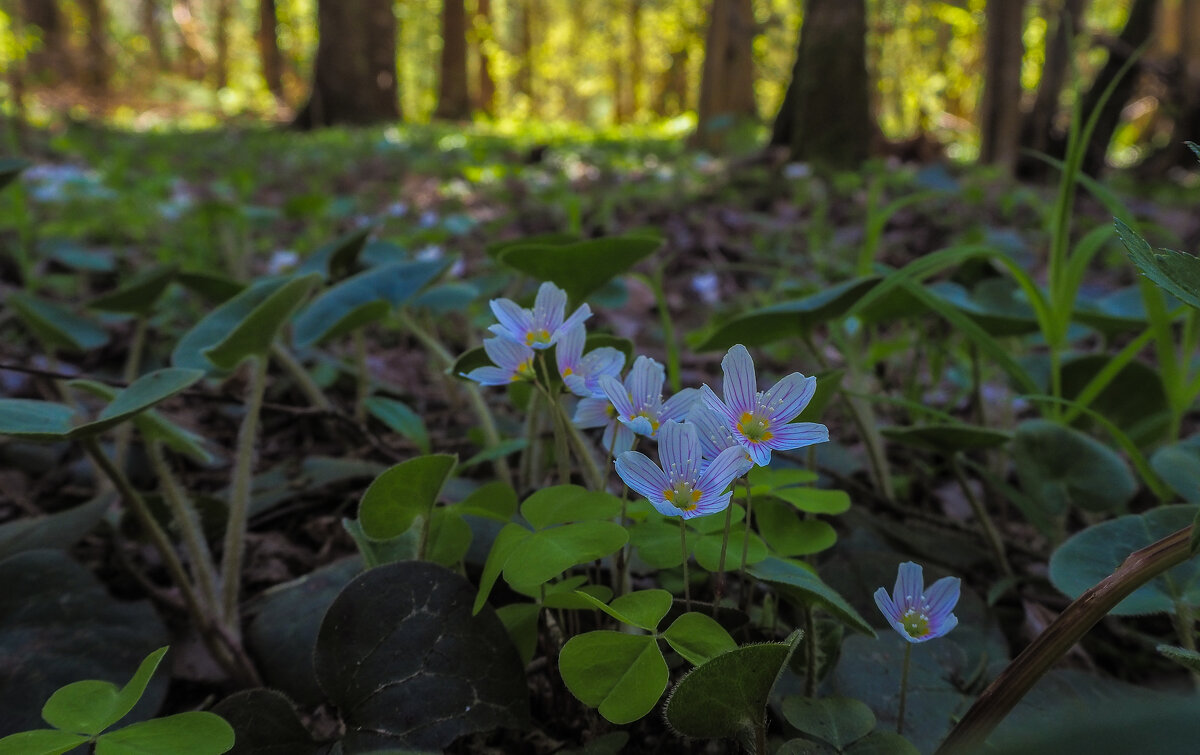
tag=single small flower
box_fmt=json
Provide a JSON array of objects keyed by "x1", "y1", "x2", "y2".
[
  {"x1": 614, "y1": 420, "x2": 753, "y2": 519},
  {"x1": 599, "y1": 356, "x2": 697, "y2": 439},
  {"x1": 555, "y1": 323, "x2": 626, "y2": 398},
  {"x1": 874, "y1": 562, "x2": 960, "y2": 643},
  {"x1": 489, "y1": 281, "x2": 591, "y2": 349},
  {"x1": 700, "y1": 344, "x2": 829, "y2": 466},
  {"x1": 462, "y1": 337, "x2": 536, "y2": 386},
  {"x1": 573, "y1": 396, "x2": 635, "y2": 455}
]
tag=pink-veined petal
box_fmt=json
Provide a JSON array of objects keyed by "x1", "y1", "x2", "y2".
[
  {"x1": 700, "y1": 384, "x2": 739, "y2": 427},
  {"x1": 763, "y1": 422, "x2": 829, "y2": 452},
  {"x1": 923, "y1": 576, "x2": 961, "y2": 623},
  {"x1": 721, "y1": 344, "x2": 758, "y2": 415},
  {"x1": 489, "y1": 298, "x2": 533, "y2": 342},
  {"x1": 761, "y1": 373, "x2": 817, "y2": 423},
  {"x1": 603, "y1": 422, "x2": 635, "y2": 455},
  {"x1": 580, "y1": 347, "x2": 625, "y2": 380},
  {"x1": 627, "y1": 356, "x2": 665, "y2": 413},
  {"x1": 483, "y1": 337, "x2": 533, "y2": 371},
  {"x1": 690, "y1": 403, "x2": 738, "y2": 460},
  {"x1": 661, "y1": 387, "x2": 699, "y2": 423},
  {"x1": 658, "y1": 421, "x2": 701, "y2": 483},
  {"x1": 698, "y1": 445, "x2": 753, "y2": 496},
  {"x1": 614, "y1": 451, "x2": 670, "y2": 505},
  {"x1": 893, "y1": 562, "x2": 925, "y2": 613},
  {"x1": 600, "y1": 375, "x2": 636, "y2": 419},
  {"x1": 556, "y1": 323, "x2": 585, "y2": 375},
  {"x1": 573, "y1": 397, "x2": 612, "y2": 428},
  {"x1": 928, "y1": 614, "x2": 958, "y2": 639},
  {"x1": 688, "y1": 490, "x2": 733, "y2": 519},
  {"x1": 555, "y1": 303, "x2": 592, "y2": 340},
  {"x1": 464, "y1": 366, "x2": 518, "y2": 386},
  {"x1": 732, "y1": 431, "x2": 772, "y2": 467},
  {"x1": 874, "y1": 587, "x2": 904, "y2": 625},
  {"x1": 533, "y1": 282, "x2": 567, "y2": 331}
]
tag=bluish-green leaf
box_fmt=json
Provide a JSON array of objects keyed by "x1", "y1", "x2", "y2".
[
  {"x1": 203, "y1": 273, "x2": 321, "y2": 370},
  {"x1": 364, "y1": 396, "x2": 431, "y2": 454},
  {"x1": 0, "y1": 400, "x2": 77, "y2": 441},
  {"x1": 67, "y1": 369, "x2": 203, "y2": 438},
  {"x1": 781, "y1": 696, "x2": 876, "y2": 750},
  {"x1": 9, "y1": 292, "x2": 109, "y2": 353},
  {"x1": 496, "y1": 236, "x2": 658, "y2": 304},
  {"x1": 747, "y1": 558, "x2": 875, "y2": 635},
  {"x1": 1012, "y1": 419, "x2": 1136, "y2": 515},
  {"x1": 89, "y1": 265, "x2": 178, "y2": 315},
  {"x1": 173, "y1": 277, "x2": 289, "y2": 371},
  {"x1": 559, "y1": 631, "x2": 667, "y2": 725},
  {"x1": 1117, "y1": 219, "x2": 1200, "y2": 310}
]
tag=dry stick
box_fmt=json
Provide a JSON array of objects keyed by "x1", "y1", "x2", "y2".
[
  {"x1": 220, "y1": 356, "x2": 269, "y2": 628},
  {"x1": 935, "y1": 525, "x2": 1195, "y2": 755}
]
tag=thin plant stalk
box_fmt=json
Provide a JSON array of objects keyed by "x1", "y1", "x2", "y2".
[
  {"x1": 897, "y1": 643, "x2": 913, "y2": 735},
  {"x1": 711, "y1": 497, "x2": 735, "y2": 617},
  {"x1": 804, "y1": 607, "x2": 818, "y2": 697},
  {"x1": 145, "y1": 439, "x2": 220, "y2": 613},
  {"x1": 270, "y1": 343, "x2": 333, "y2": 411},
  {"x1": 637, "y1": 269, "x2": 682, "y2": 394},
  {"x1": 220, "y1": 355, "x2": 269, "y2": 627},
  {"x1": 550, "y1": 394, "x2": 604, "y2": 491},
  {"x1": 1171, "y1": 600, "x2": 1199, "y2": 688},
  {"x1": 113, "y1": 315, "x2": 149, "y2": 470},
  {"x1": 680, "y1": 517, "x2": 691, "y2": 612},
  {"x1": 936, "y1": 524, "x2": 1194, "y2": 755},
  {"x1": 396, "y1": 309, "x2": 512, "y2": 487},
  {"x1": 950, "y1": 454, "x2": 1013, "y2": 578},
  {"x1": 352, "y1": 328, "x2": 370, "y2": 422},
  {"x1": 739, "y1": 475, "x2": 754, "y2": 611}
]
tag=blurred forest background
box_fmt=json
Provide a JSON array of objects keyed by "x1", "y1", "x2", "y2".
[{"x1": 3, "y1": 0, "x2": 1200, "y2": 176}]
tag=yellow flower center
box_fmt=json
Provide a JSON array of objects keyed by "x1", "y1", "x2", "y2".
[
  {"x1": 511, "y1": 360, "x2": 535, "y2": 382},
  {"x1": 901, "y1": 608, "x2": 930, "y2": 638},
  {"x1": 562, "y1": 366, "x2": 573, "y2": 376},
  {"x1": 525, "y1": 328, "x2": 552, "y2": 345},
  {"x1": 737, "y1": 412, "x2": 773, "y2": 442},
  {"x1": 663, "y1": 482, "x2": 702, "y2": 511}
]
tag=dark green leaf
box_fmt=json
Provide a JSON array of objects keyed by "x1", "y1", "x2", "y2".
[
  {"x1": 0, "y1": 157, "x2": 31, "y2": 191},
  {"x1": 210, "y1": 689, "x2": 319, "y2": 755},
  {"x1": 1012, "y1": 419, "x2": 1137, "y2": 515},
  {"x1": 314, "y1": 561, "x2": 530, "y2": 751},
  {"x1": 496, "y1": 236, "x2": 660, "y2": 303},
  {"x1": 882, "y1": 424, "x2": 1012, "y2": 454},
  {"x1": 9, "y1": 292, "x2": 108, "y2": 353},
  {"x1": 781, "y1": 696, "x2": 875, "y2": 750},
  {"x1": 559, "y1": 631, "x2": 667, "y2": 724},
  {"x1": 364, "y1": 397, "x2": 431, "y2": 454},
  {"x1": 89, "y1": 265, "x2": 178, "y2": 315},
  {"x1": 661, "y1": 612, "x2": 737, "y2": 666},
  {"x1": 0, "y1": 495, "x2": 109, "y2": 561},
  {"x1": 173, "y1": 277, "x2": 290, "y2": 371},
  {"x1": 1117, "y1": 219, "x2": 1200, "y2": 310},
  {"x1": 747, "y1": 558, "x2": 875, "y2": 635},
  {"x1": 502, "y1": 521, "x2": 628, "y2": 589},
  {"x1": 520, "y1": 485, "x2": 622, "y2": 529},
  {"x1": 94, "y1": 712, "x2": 234, "y2": 754},
  {"x1": 357, "y1": 455, "x2": 457, "y2": 541},
  {"x1": 0, "y1": 729, "x2": 88, "y2": 755},
  {"x1": 68, "y1": 369, "x2": 203, "y2": 438}
]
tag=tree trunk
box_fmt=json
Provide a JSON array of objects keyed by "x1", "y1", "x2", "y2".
[
  {"x1": 769, "y1": 0, "x2": 872, "y2": 170},
  {"x1": 141, "y1": 0, "x2": 167, "y2": 71},
  {"x1": 979, "y1": 0, "x2": 1028, "y2": 173},
  {"x1": 434, "y1": 0, "x2": 471, "y2": 120},
  {"x1": 79, "y1": 0, "x2": 110, "y2": 96},
  {"x1": 656, "y1": 48, "x2": 689, "y2": 117},
  {"x1": 473, "y1": 0, "x2": 495, "y2": 115},
  {"x1": 258, "y1": 0, "x2": 284, "y2": 99},
  {"x1": 21, "y1": 0, "x2": 72, "y2": 80},
  {"x1": 172, "y1": 0, "x2": 209, "y2": 80},
  {"x1": 515, "y1": 0, "x2": 535, "y2": 102},
  {"x1": 1018, "y1": 0, "x2": 1087, "y2": 178},
  {"x1": 214, "y1": 0, "x2": 232, "y2": 88},
  {"x1": 294, "y1": 0, "x2": 400, "y2": 128},
  {"x1": 628, "y1": 0, "x2": 643, "y2": 119},
  {"x1": 692, "y1": 0, "x2": 758, "y2": 152},
  {"x1": 1076, "y1": 0, "x2": 1158, "y2": 176}
]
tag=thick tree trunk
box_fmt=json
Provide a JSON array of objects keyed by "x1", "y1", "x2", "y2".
[
  {"x1": 656, "y1": 48, "x2": 689, "y2": 117},
  {"x1": 21, "y1": 0, "x2": 72, "y2": 80},
  {"x1": 1018, "y1": 0, "x2": 1087, "y2": 178},
  {"x1": 434, "y1": 0, "x2": 471, "y2": 120},
  {"x1": 258, "y1": 0, "x2": 284, "y2": 99},
  {"x1": 294, "y1": 0, "x2": 400, "y2": 128},
  {"x1": 79, "y1": 0, "x2": 110, "y2": 96},
  {"x1": 692, "y1": 0, "x2": 758, "y2": 152},
  {"x1": 515, "y1": 0, "x2": 534, "y2": 101},
  {"x1": 473, "y1": 0, "x2": 495, "y2": 115},
  {"x1": 979, "y1": 0, "x2": 1028, "y2": 172},
  {"x1": 1076, "y1": 0, "x2": 1158, "y2": 176},
  {"x1": 141, "y1": 0, "x2": 167, "y2": 71},
  {"x1": 769, "y1": 0, "x2": 872, "y2": 170},
  {"x1": 628, "y1": 0, "x2": 643, "y2": 118},
  {"x1": 214, "y1": 0, "x2": 232, "y2": 88}
]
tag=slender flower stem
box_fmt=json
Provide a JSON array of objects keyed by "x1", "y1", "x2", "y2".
[
  {"x1": 804, "y1": 607, "x2": 818, "y2": 697},
  {"x1": 950, "y1": 454, "x2": 1013, "y2": 578},
  {"x1": 1171, "y1": 599, "x2": 1200, "y2": 689},
  {"x1": 269, "y1": 343, "x2": 333, "y2": 411},
  {"x1": 553, "y1": 396, "x2": 604, "y2": 491},
  {"x1": 897, "y1": 642, "x2": 913, "y2": 735},
  {"x1": 113, "y1": 315, "x2": 149, "y2": 470},
  {"x1": 220, "y1": 356, "x2": 269, "y2": 626},
  {"x1": 712, "y1": 498, "x2": 735, "y2": 617},
  {"x1": 352, "y1": 328, "x2": 370, "y2": 422},
  {"x1": 396, "y1": 309, "x2": 512, "y2": 487},
  {"x1": 936, "y1": 524, "x2": 1195, "y2": 755},
  {"x1": 146, "y1": 439, "x2": 220, "y2": 614},
  {"x1": 739, "y1": 475, "x2": 754, "y2": 612},
  {"x1": 680, "y1": 517, "x2": 691, "y2": 612}
]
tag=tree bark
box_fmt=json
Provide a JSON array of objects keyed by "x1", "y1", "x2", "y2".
[
  {"x1": 214, "y1": 0, "x2": 232, "y2": 88},
  {"x1": 1076, "y1": 0, "x2": 1159, "y2": 176},
  {"x1": 769, "y1": 0, "x2": 872, "y2": 170},
  {"x1": 473, "y1": 0, "x2": 495, "y2": 115},
  {"x1": 1018, "y1": 0, "x2": 1088, "y2": 178},
  {"x1": 78, "y1": 0, "x2": 110, "y2": 96},
  {"x1": 21, "y1": 0, "x2": 72, "y2": 80},
  {"x1": 979, "y1": 0, "x2": 1028, "y2": 172},
  {"x1": 294, "y1": 0, "x2": 400, "y2": 128},
  {"x1": 692, "y1": 0, "x2": 758, "y2": 152},
  {"x1": 141, "y1": 0, "x2": 167, "y2": 72},
  {"x1": 434, "y1": 0, "x2": 471, "y2": 120},
  {"x1": 258, "y1": 0, "x2": 284, "y2": 99}
]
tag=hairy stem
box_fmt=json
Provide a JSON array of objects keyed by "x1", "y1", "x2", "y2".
[{"x1": 220, "y1": 356, "x2": 269, "y2": 626}]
